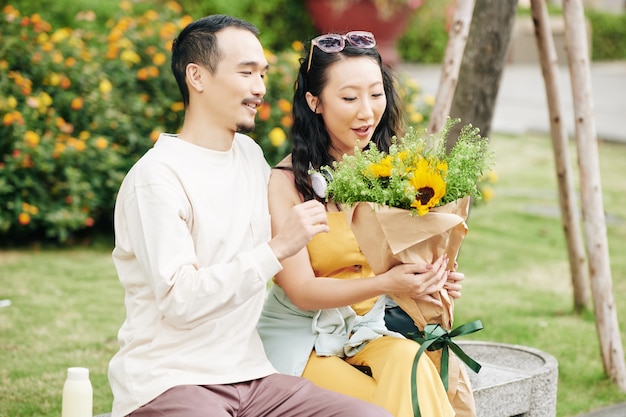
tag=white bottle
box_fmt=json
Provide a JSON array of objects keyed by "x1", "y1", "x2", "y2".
[{"x1": 61, "y1": 367, "x2": 93, "y2": 417}]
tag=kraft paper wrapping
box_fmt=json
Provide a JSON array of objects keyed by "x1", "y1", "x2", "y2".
[
  {"x1": 343, "y1": 196, "x2": 477, "y2": 416},
  {"x1": 343, "y1": 196, "x2": 470, "y2": 330}
]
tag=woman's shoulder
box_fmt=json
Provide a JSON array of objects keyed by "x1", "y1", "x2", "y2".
[
  {"x1": 269, "y1": 154, "x2": 302, "y2": 203},
  {"x1": 273, "y1": 154, "x2": 293, "y2": 170},
  {"x1": 271, "y1": 155, "x2": 295, "y2": 181}
]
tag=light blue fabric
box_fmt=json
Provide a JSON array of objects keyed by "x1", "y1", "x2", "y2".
[{"x1": 258, "y1": 284, "x2": 404, "y2": 376}]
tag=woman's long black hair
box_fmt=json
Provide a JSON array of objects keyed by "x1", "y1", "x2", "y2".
[{"x1": 286, "y1": 38, "x2": 406, "y2": 202}]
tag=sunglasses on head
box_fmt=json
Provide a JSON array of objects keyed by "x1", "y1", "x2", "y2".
[{"x1": 307, "y1": 31, "x2": 377, "y2": 72}]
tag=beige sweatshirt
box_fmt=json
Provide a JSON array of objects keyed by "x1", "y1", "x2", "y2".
[{"x1": 108, "y1": 133, "x2": 281, "y2": 417}]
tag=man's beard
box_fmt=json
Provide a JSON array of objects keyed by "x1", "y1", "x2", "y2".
[{"x1": 236, "y1": 122, "x2": 255, "y2": 134}]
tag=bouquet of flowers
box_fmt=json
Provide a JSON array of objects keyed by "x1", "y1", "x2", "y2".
[{"x1": 314, "y1": 118, "x2": 493, "y2": 416}]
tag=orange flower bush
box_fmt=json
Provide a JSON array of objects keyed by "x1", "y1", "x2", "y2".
[
  {"x1": 0, "y1": 3, "x2": 187, "y2": 242},
  {"x1": 0, "y1": 2, "x2": 432, "y2": 243}
]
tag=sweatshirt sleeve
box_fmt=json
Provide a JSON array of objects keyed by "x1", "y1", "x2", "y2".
[{"x1": 114, "y1": 177, "x2": 282, "y2": 330}]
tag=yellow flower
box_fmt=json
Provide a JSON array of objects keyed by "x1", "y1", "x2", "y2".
[
  {"x1": 36, "y1": 32, "x2": 49, "y2": 44},
  {"x1": 95, "y1": 137, "x2": 108, "y2": 150},
  {"x1": 291, "y1": 40, "x2": 304, "y2": 52},
  {"x1": 51, "y1": 28, "x2": 71, "y2": 43},
  {"x1": 178, "y1": 15, "x2": 194, "y2": 29},
  {"x1": 3, "y1": 113, "x2": 15, "y2": 125},
  {"x1": 424, "y1": 94, "x2": 435, "y2": 107},
  {"x1": 22, "y1": 202, "x2": 39, "y2": 215},
  {"x1": 409, "y1": 159, "x2": 447, "y2": 216},
  {"x1": 268, "y1": 127, "x2": 286, "y2": 147},
  {"x1": 147, "y1": 66, "x2": 159, "y2": 77},
  {"x1": 159, "y1": 22, "x2": 178, "y2": 40},
  {"x1": 170, "y1": 102, "x2": 185, "y2": 112},
  {"x1": 409, "y1": 111, "x2": 424, "y2": 124},
  {"x1": 72, "y1": 138, "x2": 86, "y2": 152},
  {"x1": 18, "y1": 213, "x2": 31, "y2": 226},
  {"x1": 137, "y1": 68, "x2": 149, "y2": 80},
  {"x1": 47, "y1": 72, "x2": 61, "y2": 86},
  {"x1": 280, "y1": 115, "x2": 292, "y2": 128},
  {"x1": 366, "y1": 156, "x2": 392, "y2": 178},
  {"x1": 481, "y1": 185, "x2": 495, "y2": 202},
  {"x1": 166, "y1": 1, "x2": 183, "y2": 13},
  {"x1": 39, "y1": 92, "x2": 52, "y2": 108},
  {"x1": 6, "y1": 96, "x2": 17, "y2": 109},
  {"x1": 277, "y1": 98, "x2": 292, "y2": 113},
  {"x1": 70, "y1": 97, "x2": 83, "y2": 110},
  {"x1": 52, "y1": 51, "x2": 63, "y2": 64},
  {"x1": 24, "y1": 130, "x2": 40, "y2": 147},
  {"x1": 53, "y1": 142, "x2": 66, "y2": 157},
  {"x1": 120, "y1": 49, "x2": 141, "y2": 65},
  {"x1": 99, "y1": 79, "x2": 113, "y2": 95},
  {"x1": 153, "y1": 52, "x2": 167, "y2": 66},
  {"x1": 144, "y1": 10, "x2": 159, "y2": 21}
]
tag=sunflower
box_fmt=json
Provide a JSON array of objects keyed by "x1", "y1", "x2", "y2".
[{"x1": 408, "y1": 158, "x2": 447, "y2": 216}]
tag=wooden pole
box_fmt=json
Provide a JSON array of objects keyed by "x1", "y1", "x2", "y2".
[
  {"x1": 428, "y1": 0, "x2": 475, "y2": 135},
  {"x1": 562, "y1": 0, "x2": 626, "y2": 390},
  {"x1": 529, "y1": 0, "x2": 590, "y2": 312}
]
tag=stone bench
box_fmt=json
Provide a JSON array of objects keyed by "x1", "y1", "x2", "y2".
[
  {"x1": 458, "y1": 341, "x2": 558, "y2": 417},
  {"x1": 95, "y1": 341, "x2": 558, "y2": 417}
]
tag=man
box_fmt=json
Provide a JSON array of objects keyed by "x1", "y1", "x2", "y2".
[{"x1": 107, "y1": 14, "x2": 392, "y2": 417}]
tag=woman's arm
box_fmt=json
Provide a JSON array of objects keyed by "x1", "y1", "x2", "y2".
[{"x1": 269, "y1": 169, "x2": 448, "y2": 311}]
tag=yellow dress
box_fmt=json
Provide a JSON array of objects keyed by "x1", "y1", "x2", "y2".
[{"x1": 301, "y1": 212, "x2": 455, "y2": 417}]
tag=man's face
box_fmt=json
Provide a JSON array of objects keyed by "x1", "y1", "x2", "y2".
[{"x1": 202, "y1": 27, "x2": 268, "y2": 134}]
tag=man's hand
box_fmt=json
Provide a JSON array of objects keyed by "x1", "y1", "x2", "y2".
[{"x1": 269, "y1": 200, "x2": 329, "y2": 261}]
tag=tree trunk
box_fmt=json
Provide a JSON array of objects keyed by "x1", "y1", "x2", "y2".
[
  {"x1": 562, "y1": 0, "x2": 626, "y2": 390},
  {"x1": 529, "y1": 0, "x2": 590, "y2": 313},
  {"x1": 448, "y1": 0, "x2": 518, "y2": 150},
  {"x1": 428, "y1": 0, "x2": 475, "y2": 135}
]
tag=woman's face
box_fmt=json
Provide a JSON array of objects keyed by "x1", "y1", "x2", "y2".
[{"x1": 307, "y1": 56, "x2": 386, "y2": 161}]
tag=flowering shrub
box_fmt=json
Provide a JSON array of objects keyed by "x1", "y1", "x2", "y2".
[
  {"x1": 0, "y1": 2, "x2": 189, "y2": 242},
  {"x1": 321, "y1": 118, "x2": 493, "y2": 215},
  {"x1": 0, "y1": 2, "x2": 432, "y2": 243}
]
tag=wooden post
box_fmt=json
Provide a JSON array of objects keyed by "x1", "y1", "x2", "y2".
[
  {"x1": 562, "y1": 0, "x2": 626, "y2": 390},
  {"x1": 428, "y1": 0, "x2": 475, "y2": 135},
  {"x1": 529, "y1": 0, "x2": 590, "y2": 312}
]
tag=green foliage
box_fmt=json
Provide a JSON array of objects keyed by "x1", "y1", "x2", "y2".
[
  {"x1": 398, "y1": 2, "x2": 450, "y2": 63},
  {"x1": 443, "y1": 122, "x2": 493, "y2": 204},
  {"x1": 0, "y1": 3, "x2": 187, "y2": 243},
  {"x1": 0, "y1": 1, "x2": 435, "y2": 243},
  {"x1": 586, "y1": 10, "x2": 626, "y2": 61},
  {"x1": 322, "y1": 118, "x2": 493, "y2": 215},
  {"x1": 176, "y1": 0, "x2": 314, "y2": 52}
]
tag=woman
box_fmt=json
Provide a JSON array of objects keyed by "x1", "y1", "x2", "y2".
[{"x1": 257, "y1": 31, "x2": 459, "y2": 417}]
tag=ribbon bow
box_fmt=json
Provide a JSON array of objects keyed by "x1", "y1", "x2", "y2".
[{"x1": 408, "y1": 320, "x2": 484, "y2": 417}]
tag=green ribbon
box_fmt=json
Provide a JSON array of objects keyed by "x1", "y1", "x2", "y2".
[{"x1": 408, "y1": 320, "x2": 484, "y2": 417}]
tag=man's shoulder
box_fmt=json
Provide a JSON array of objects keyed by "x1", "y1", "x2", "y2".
[
  {"x1": 233, "y1": 133, "x2": 267, "y2": 161},
  {"x1": 234, "y1": 132, "x2": 261, "y2": 149}
]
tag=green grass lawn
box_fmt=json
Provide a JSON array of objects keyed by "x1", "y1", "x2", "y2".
[{"x1": 1, "y1": 133, "x2": 625, "y2": 416}]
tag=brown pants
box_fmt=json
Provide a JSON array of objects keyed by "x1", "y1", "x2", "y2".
[{"x1": 129, "y1": 373, "x2": 392, "y2": 417}]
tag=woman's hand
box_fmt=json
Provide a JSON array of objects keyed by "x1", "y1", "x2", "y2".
[
  {"x1": 382, "y1": 254, "x2": 448, "y2": 305},
  {"x1": 444, "y1": 271, "x2": 464, "y2": 299}
]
